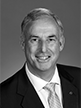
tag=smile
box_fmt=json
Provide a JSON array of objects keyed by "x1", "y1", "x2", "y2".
[{"x1": 36, "y1": 55, "x2": 51, "y2": 62}]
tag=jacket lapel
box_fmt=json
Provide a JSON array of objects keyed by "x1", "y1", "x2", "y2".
[
  {"x1": 57, "y1": 64, "x2": 79, "y2": 108},
  {"x1": 16, "y1": 65, "x2": 44, "y2": 108},
  {"x1": 22, "y1": 81, "x2": 44, "y2": 108}
]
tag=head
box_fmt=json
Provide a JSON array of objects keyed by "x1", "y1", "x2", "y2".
[{"x1": 21, "y1": 8, "x2": 65, "y2": 72}]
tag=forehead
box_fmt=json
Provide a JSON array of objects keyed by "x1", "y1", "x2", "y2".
[{"x1": 28, "y1": 16, "x2": 60, "y2": 37}]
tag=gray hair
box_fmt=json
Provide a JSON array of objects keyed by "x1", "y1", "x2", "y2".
[{"x1": 20, "y1": 8, "x2": 64, "y2": 48}]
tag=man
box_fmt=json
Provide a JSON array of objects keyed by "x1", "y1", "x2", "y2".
[{"x1": 1, "y1": 8, "x2": 80, "y2": 108}]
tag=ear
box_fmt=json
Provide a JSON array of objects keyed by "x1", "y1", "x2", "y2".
[
  {"x1": 20, "y1": 35, "x2": 25, "y2": 51},
  {"x1": 21, "y1": 42, "x2": 25, "y2": 50},
  {"x1": 59, "y1": 35, "x2": 65, "y2": 51}
]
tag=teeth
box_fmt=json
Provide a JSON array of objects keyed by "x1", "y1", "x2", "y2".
[
  {"x1": 39, "y1": 56, "x2": 48, "y2": 60},
  {"x1": 35, "y1": 55, "x2": 51, "y2": 62},
  {"x1": 36, "y1": 55, "x2": 51, "y2": 63}
]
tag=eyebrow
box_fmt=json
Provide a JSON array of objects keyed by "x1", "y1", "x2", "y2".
[
  {"x1": 48, "y1": 35, "x2": 57, "y2": 38},
  {"x1": 29, "y1": 35, "x2": 57, "y2": 39},
  {"x1": 30, "y1": 35, "x2": 39, "y2": 38}
]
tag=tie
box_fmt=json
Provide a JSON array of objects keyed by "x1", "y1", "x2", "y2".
[{"x1": 43, "y1": 83, "x2": 62, "y2": 108}]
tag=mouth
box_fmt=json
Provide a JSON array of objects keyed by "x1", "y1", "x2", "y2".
[{"x1": 35, "y1": 55, "x2": 51, "y2": 63}]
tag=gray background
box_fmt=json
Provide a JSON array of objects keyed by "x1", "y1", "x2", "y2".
[{"x1": 1, "y1": 0, "x2": 80, "y2": 82}]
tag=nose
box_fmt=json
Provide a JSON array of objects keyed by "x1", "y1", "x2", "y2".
[{"x1": 40, "y1": 41, "x2": 47, "y2": 53}]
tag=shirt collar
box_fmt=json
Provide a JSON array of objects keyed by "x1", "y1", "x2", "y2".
[{"x1": 25, "y1": 63, "x2": 60, "y2": 91}]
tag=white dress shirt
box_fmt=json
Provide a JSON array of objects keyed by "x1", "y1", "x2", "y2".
[{"x1": 25, "y1": 63, "x2": 63, "y2": 108}]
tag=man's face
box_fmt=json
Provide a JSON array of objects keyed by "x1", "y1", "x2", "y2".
[{"x1": 24, "y1": 17, "x2": 64, "y2": 71}]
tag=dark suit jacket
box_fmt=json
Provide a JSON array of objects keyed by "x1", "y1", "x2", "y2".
[{"x1": 0, "y1": 64, "x2": 80, "y2": 108}]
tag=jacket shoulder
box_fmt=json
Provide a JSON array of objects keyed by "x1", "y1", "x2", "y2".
[
  {"x1": 57, "y1": 63, "x2": 80, "y2": 69},
  {"x1": 1, "y1": 71, "x2": 19, "y2": 92},
  {"x1": 1, "y1": 65, "x2": 25, "y2": 87},
  {"x1": 57, "y1": 64, "x2": 80, "y2": 76}
]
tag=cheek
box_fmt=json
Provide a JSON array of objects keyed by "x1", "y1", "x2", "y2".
[
  {"x1": 49, "y1": 42, "x2": 60, "y2": 54},
  {"x1": 29, "y1": 44, "x2": 38, "y2": 55},
  {"x1": 25, "y1": 44, "x2": 38, "y2": 62}
]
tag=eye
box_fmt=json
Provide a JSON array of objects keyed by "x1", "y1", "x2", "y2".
[
  {"x1": 49, "y1": 39, "x2": 55, "y2": 41},
  {"x1": 47, "y1": 38, "x2": 56, "y2": 42},
  {"x1": 30, "y1": 38, "x2": 38, "y2": 44}
]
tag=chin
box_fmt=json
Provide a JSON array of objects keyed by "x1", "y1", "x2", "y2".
[{"x1": 35, "y1": 60, "x2": 53, "y2": 71}]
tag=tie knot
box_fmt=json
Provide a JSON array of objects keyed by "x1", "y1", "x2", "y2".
[{"x1": 44, "y1": 83, "x2": 56, "y2": 93}]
